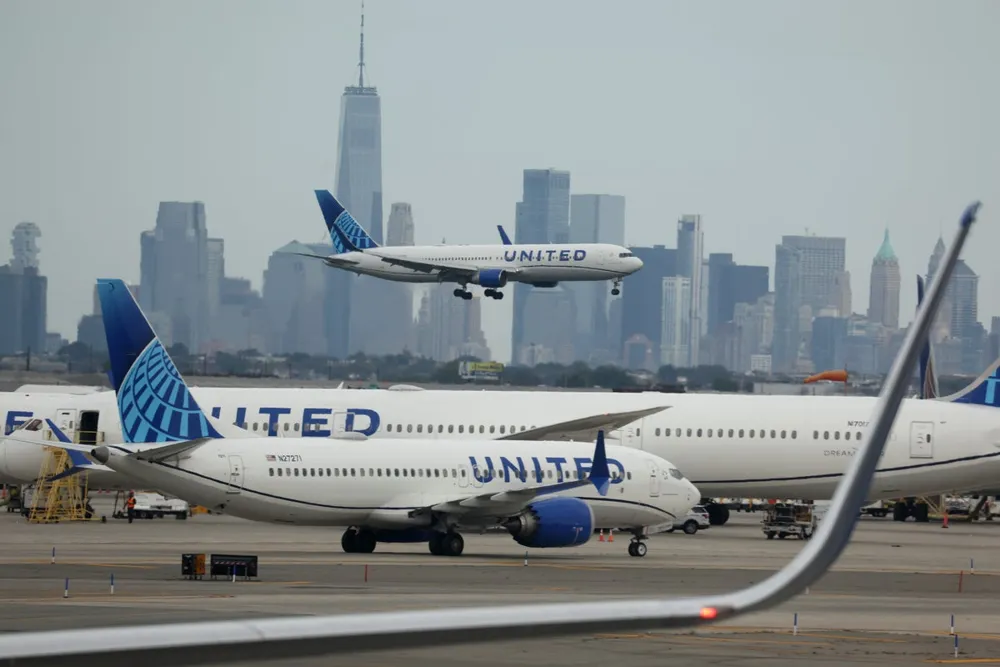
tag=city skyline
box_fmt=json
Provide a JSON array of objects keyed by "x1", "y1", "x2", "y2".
[{"x1": 2, "y1": 2, "x2": 998, "y2": 363}]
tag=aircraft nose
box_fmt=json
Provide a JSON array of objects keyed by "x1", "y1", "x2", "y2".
[{"x1": 632, "y1": 257, "x2": 644, "y2": 270}]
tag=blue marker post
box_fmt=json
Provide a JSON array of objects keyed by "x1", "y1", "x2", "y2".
[
  {"x1": 51, "y1": 547, "x2": 55, "y2": 565},
  {"x1": 950, "y1": 614, "x2": 955, "y2": 635},
  {"x1": 524, "y1": 551, "x2": 528, "y2": 567},
  {"x1": 971, "y1": 558, "x2": 975, "y2": 574},
  {"x1": 793, "y1": 612, "x2": 798, "y2": 636},
  {"x1": 954, "y1": 633, "x2": 959, "y2": 658},
  {"x1": 110, "y1": 573, "x2": 115, "y2": 596},
  {"x1": 63, "y1": 578, "x2": 69, "y2": 599}
]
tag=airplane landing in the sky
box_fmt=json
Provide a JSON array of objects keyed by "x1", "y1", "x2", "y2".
[{"x1": 291, "y1": 190, "x2": 643, "y2": 300}]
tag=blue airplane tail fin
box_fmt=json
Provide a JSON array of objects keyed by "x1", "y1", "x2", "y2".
[
  {"x1": 940, "y1": 358, "x2": 1000, "y2": 407},
  {"x1": 96, "y1": 279, "x2": 223, "y2": 444},
  {"x1": 314, "y1": 190, "x2": 380, "y2": 253},
  {"x1": 497, "y1": 225, "x2": 512, "y2": 245}
]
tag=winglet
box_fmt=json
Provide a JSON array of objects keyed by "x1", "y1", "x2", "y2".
[
  {"x1": 497, "y1": 225, "x2": 512, "y2": 245},
  {"x1": 589, "y1": 430, "x2": 611, "y2": 496}
]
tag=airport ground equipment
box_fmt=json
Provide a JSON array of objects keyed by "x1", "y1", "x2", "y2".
[
  {"x1": 761, "y1": 503, "x2": 816, "y2": 540},
  {"x1": 26, "y1": 448, "x2": 91, "y2": 523},
  {"x1": 0, "y1": 202, "x2": 978, "y2": 667},
  {"x1": 181, "y1": 554, "x2": 206, "y2": 580},
  {"x1": 112, "y1": 492, "x2": 189, "y2": 520},
  {"x1": 209, "y1": 554, "x2": 258, "y2": 580}
]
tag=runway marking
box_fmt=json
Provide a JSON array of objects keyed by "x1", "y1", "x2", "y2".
[
  {"x1": 790, "y1": 631, "x2": 907, "y2": 643},
  {"x1": 14, "y1": 560, "x2": 156, "y2": 570},
  {"x1": 9, "y1": 594, "x2": 237, "y2": 602},
  {"x1": 925, "y1": 659, "x2": 1000, "y2": 664}
]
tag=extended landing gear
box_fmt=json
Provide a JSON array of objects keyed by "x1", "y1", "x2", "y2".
[
  {"x1": 704, "y1": 500, "x2": 731, "y2": 526},
  {"x1": 341, "y1": 527, "x2": 376, "y2": 554},
  {"x1": 428, "y1": 531, "x2": 465, "y2": 557},
  {"x1": 483, "y1": 288, "x2": 504, "y2": 300},
  {"x1": 611, "y1": 278, "x2": 622, "y2": 296},
  {"x1": 452, "y1": 288, "x2": 473, "y2": 300},
  {"x1": 892, "y1": 499, "x2": 930, "y2": 523},
  {"x1": 627, "y1": 534, "x2": 648, "y2": 558}
]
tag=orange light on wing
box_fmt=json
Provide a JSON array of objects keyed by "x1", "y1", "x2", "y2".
[
  {"x1": 699, "y1": 607, "x2": 718, "y2": 620},
  {"x1": 804, "y1": 369, "x2": 848, "y2": 384}
]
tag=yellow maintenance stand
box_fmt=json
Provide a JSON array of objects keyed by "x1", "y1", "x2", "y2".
[{"x1": 27, "y1": 447, "x2": 91, "y2": 523}]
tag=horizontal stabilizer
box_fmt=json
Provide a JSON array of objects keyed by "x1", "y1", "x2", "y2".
[{"x1": 499, "y1": 405, "x2": 668, "y2": 441}]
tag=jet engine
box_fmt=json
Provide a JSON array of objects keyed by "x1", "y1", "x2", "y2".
[
  {"x1": 503, "y1": 497, "x2": 594, "y2": 548},
  {"x1": 473, "y1": 268, "x2": 508, "y2": 288}
]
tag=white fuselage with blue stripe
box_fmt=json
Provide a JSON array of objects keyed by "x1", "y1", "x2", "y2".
[
  {"x1": 3, "y1": 387, "x2": 1000, "y2": 500},
  {"x1": 330, "y1": 243, "x2": 642, "y2": 285},
  {"x1": 96, "y1": 439, "x2": 694, "y2": 530}
]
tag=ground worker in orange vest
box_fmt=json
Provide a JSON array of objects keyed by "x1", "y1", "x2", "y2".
[{"x1": 126, "y1": 492, "x2": 136, "y2": 523}]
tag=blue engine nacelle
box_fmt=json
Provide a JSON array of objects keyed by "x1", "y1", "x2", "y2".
[
  {"x1": 503, "y1": 497, "x2": 594, "y2": 548},
  {"x1": 474, "y1": 268, "x2": 508, "y2": 288}
]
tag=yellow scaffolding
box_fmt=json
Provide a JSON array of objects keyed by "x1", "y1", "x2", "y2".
[{"x1": 27, "y1": 447, "x2": 90, "y2": 523}]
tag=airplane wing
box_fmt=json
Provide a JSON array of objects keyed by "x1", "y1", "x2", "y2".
[
  {"x1": 0, "y1": 203, "x2": 981, "y2": 667},
  {"x1": 282, "y1": 251, "x2": 360, "y2": 268},
  {"x1": 498, "y1": 405, "x2": 669, "y2": 441},
  {"x1": 415, "y1": 432, "x2": 612, "y2": 518},
  {"x1": 369, "y1": 252, "x2": 483, "y2": 280}
]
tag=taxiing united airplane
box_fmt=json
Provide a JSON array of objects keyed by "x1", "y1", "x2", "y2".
[
  {"x1": 292, "y1": 190, "x2": 643, "y2": 299},
  {"x1": 7, "y1": 279, "x2": 697, "y2": 558}
]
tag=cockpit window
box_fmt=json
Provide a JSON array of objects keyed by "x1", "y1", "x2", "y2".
[
  {"x1": 618, "y1": 252, "x2": 634, "y2": 258},
  {"x1": 668, "y1": 468, "x2": 684, "y2": 480},
  {"x1": 19, "y1": 419, "x2": 43, "y2": 431}
]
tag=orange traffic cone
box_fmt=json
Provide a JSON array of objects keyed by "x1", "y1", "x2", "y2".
[
  {"x1": 608, "y1": 529, "x2": 614, "y2": 542},
  {"x1": 598, "y1": 529, "x2": 605, "y2": 541},
  {"x1": 942, "y1": 512, "x2": 949, "y2": 529}
]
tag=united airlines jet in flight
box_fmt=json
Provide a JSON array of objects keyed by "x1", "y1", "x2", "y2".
[{"x1": 296, "y1": 190, "x2": 643, "y2": 299}]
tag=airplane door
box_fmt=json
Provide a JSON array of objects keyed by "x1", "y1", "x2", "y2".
[
  {"x1": 647, "y1": 462, "x2": 660, "y2": 497},
  {"x1": 909, "y1": 422, "x2": 934, "y2": 459},
  {"x1": 55, "y1": 409, "x2": 76, "y2": 441},
  {"x1": 226, "y1": 455, "x2": 245, "y2": 494},
  {"x1": 469, "y1": 463, "x2": 483, "y2": 488},
  {"x1": 458, "y1": 464, "x2": 470, "y2": 488}
]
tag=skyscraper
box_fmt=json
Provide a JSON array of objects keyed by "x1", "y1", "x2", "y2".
[
  {"x1": 386, "y1": 203, "x2": 415, "y2": 246},
  {"x1": 772, "y1": 235, "x2": 846, "y2": 372},
  {"x1": 620, "y1": 245, "x2": 676, "y2": 367},
  {"x1": 706, "y1": 253, "x2": 770, "y2": 335},
  {"x1": 139, "y1": 201, "x2": 211, "y2": 353},
  {"x1": 867, "y1": 229, "x2": 900, "y2": 330},
  {"x1": 568, "y1": 194, "x2": 625, "y2": 362},
  {"x1": 660, "y1": 276, "x2": 691, "y2": 368},
  {"x1": 676, "y1": 215, "x2": 704, "y2": 367},
  {"x1": 333, "y1": 8, "x2": 412, "y2": 355},
  {"x1": 262, "y1": 241, "x2": 331, "y2": 356},
  {"x1": 0, "y1": 224, "x2": 47, "y2": 356},
  {"x1": 512, "y1": 169, "x2": 572, "y2": 361}
]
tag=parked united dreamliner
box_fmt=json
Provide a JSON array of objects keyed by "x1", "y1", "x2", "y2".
[
  {"x1": 7, "y1": 279, "x2": 697, "y2": 558},
  {"x1": 294, "y1": 190, "x2": 643, "y2": 299}
]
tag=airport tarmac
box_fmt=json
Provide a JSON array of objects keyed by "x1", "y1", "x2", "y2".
[{"x1": 1, "y1": 505, "x2": 999, "y2": 666}]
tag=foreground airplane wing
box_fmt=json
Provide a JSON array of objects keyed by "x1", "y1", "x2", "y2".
[
  {"x1": 0, "y1": 203, "x2": 982, "y2": 667},
  {"x1": 498, "y1": 405, "x2": 669, "y2": 441}
]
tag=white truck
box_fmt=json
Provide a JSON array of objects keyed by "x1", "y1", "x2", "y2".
[{"x1": 125, "y1": 493, "x2": 190, "y2": 520}]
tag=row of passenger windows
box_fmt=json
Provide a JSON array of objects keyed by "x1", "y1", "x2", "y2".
[
  {"x1": 241, "y1": 422, "x2": 536, "y2": 434},
  {"x1": 267, "y1": 466, "x2": 630, "y2": 482},
  {"x1": 653, "y1": 427, "x2": 864, "y2": 442}
]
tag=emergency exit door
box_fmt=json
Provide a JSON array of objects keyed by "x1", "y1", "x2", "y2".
[
  {"x1": 55, "y1": 409, "x2": 76, "y2": 440},
  {"x1": 647, "y1": 462, "x2": 660, "y2": 497},
  {"x1": 909, "y1": 422, "x2": 934, "y2": 459},
  {"x1": 226, "y1": 455, "x2": 245, "y2": 494}
]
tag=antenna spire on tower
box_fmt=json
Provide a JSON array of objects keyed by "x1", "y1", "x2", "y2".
[{"x1": 358, "y1": 0, "x2": 366, "y2": 88}]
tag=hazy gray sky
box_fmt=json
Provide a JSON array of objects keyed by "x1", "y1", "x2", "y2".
[{"x1": 2, "y1": 1, "x2": 998, "y2": 363}]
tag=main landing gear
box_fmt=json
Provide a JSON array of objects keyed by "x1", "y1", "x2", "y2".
[
  {"x1": 452, "y1": 288, "x2": 473, "y2": 300},
  {"x1": 626, "y1": 530, "x2": 648, "y2": 558},
  {"x1": 428, "y1": 531, "x2": 465, "y2": 556},
  {"x1": 704, "y1": 500, "x2": 731, "y2": 526},
  {"x1": 341, "y1": 527, "x2": 377, "y2": 553},
  {"x1": 483, "y1": 288, "x2": 504, "y2": 300},
  {"x1": 611, "y1": 278, "x2": 622, "y2": 296}
]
